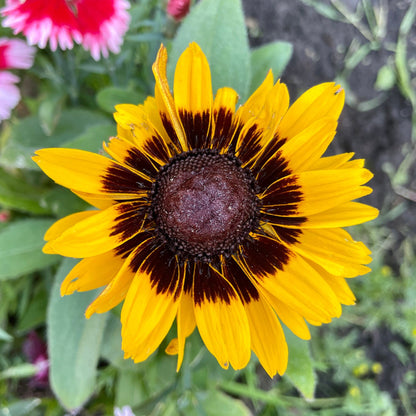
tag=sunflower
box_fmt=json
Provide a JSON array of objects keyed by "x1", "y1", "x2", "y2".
[{"x1": 33, "y1": 43, "x2": 378, "y2": 377}]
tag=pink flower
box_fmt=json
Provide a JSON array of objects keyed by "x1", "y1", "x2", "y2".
[
  {"x1": 166, "y1": 0, "x2": 191, "y2": 21},
  {"x1": 0, "y1": 38, "x2": 34, "y2": 121},
  {"x1": 0, "y1": 210, "x2": 11, "y2": 222},
  {"x1": 22, "y1": 331, "x2": 49, "y2": 387},
  {"x1": 0, "y1": 71, "x2": 21, "y2": 121},
  {"x1": 0, "y1": 38, "x2": 35, "y2": 69},
  {"x1": 1, "y1": 0, "x2": 131, "y2": 61}
]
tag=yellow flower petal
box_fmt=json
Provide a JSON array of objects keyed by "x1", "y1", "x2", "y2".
[
  {"x1": 73, "y1": 191, "x2": 115, "y2": 210},
  {"x1": 262, "y1": 168, "x2": 373, "y2": 217},
  {"x1": 175, "y1": 290, "x2": 196, "y2": 371},
  {"x1": 193, "y1": 264, "x2": 251, "y2": 370},
  {"x1": 121, "y1": 244, "x2": 184, "y2": 362},
  {"x1": 278, "y1": 82, "x2": 345, "y2": 139},
  {"x1": 33, "y1": 148, "x2": 146, "y2": 199},
  {"x1": 61, "y1": 251, "x2": 124, "y2": 295},
  {"x1": 267, "y1": 296, "x2": 311, "y2": 340},
  {"x1": 236, "y1": 70, "x2": 274, "y2": 124},
  {"x1": 210, "y1": 87, "x2": 239, "y2": 152},
  {"x1": 293, "y1": 228, "x2": 372, "y2": 277},
  {"x1": 302, "y1": 202, "x2": 379, "y2": 228},
  {"x1": 245, "y1": 295, "x2": 288, "y2": 377},
  {"x1": 239, "y1": 235, "x2": 341, "y2": 323},
  {"x1": 113, "y1": 106, "x2": 173, "y2": 166},
  {"x1": 48, "y1": 201, "x2": 147, "y2": 258},
  {"x1": 279, "y1": 117, "x2": 337, "y2": 172},
  {"x1": 174, "y1": 42, "x2": 212, "y2": 149},
  {"x1": 152, "y1": 44, "x2": 188, "y2": 151},
  {"x1": 44, "y1": 210, "x2": 96, "y2": 242}
]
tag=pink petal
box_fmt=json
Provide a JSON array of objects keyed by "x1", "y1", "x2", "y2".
[
  {"x1": 0, "y1": 71, "x2": 20, "y2": 121},
  {"x1": 0, "y1": 38, "x2": 35, "y2": 69}
]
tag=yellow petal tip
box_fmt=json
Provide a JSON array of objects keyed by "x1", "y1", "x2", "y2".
[{"x1": 165, "y1": 338, "x2": 179, "y2": 356}]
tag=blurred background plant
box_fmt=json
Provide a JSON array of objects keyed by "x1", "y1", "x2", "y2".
[{"x1": 0, "y1": 0, "x2": 415, "y2": 415}]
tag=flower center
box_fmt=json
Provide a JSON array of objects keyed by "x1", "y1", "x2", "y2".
[{"x1": 151, "y1": 149, "x2": 261, "y2": 262}]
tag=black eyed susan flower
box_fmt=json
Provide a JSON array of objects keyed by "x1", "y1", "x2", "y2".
[{"x1": 33, "y1": 42, "x2": 378, "y2": 377}]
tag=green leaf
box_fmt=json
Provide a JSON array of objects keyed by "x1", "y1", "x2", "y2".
[
  {"x1": 115, "y1": 371, "x2": 146, "y2": 408},
  {"x1": 196, "y1": 390, "x2": 251, "y2": 416},
  {"x1": 0, "y1": 109, "x2": 110, "y2": 170},
  {"x1": 168, "y1": 0, "x2": 251, "y2": 100},
  {"x1": 17, "y1": 288, "x2": 49, "y2": 333},
  {"x1": 48, "y1": 258, "x2": 108, "y2": 412},
  {"x1": 0, "y1": 327, "x2": 12, "y2": 342},
  {"x1": 96, "y1": 87, "x2": 146, "y2": 113},
  {"x1": 284, "y1": 329, "x2": 316, "y2": 400},
  {"x1": 250, "y1": 41, "x2": 293, "y2": 94},
  {"x1": 38, "y1": 91, "x2": 66, "y2": 136},
  {"x1": 40, "y1": 187, "x2": 89, "y2": 218},
  {"x1": 61, "y1": 123, "x2": 116, "y2": 153},
  {"x1": 0, "y1": 219, "x2": 60, "y2": 280},
  {"x1": 100, "y1": 312, "x2": 137, "y2": 371},
  {"x1": 0, "y1": 363, "x2": 37, "y2": 380},
  {"x1": 375, "y1": 64, "x2": 396, "y2": 91},
  {"x1": 0, "y1": 399, "x2": 41, "y2": 416},
  {"x1": 0, "y1": 167, "x2": 51, "y2": 215}
]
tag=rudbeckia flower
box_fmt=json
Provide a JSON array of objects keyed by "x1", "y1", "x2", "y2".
[
  {"x1": 33, "y1": 43, "x2": 378, "y2": 377},
  {"x1": 1, "y1": 0, "x2": 130, "y2": 61}
]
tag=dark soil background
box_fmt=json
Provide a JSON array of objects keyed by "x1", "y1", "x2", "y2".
[{"x1": 242, "y1": 0, "x2": 416, "y2": 242}]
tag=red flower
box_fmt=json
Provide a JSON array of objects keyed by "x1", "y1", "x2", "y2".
[
  {"x1": 1, "y1": 0, "x2": 130, "y2": 61},
  {"x1": 166, "y1": 0, "x2": 191, "y2": 21}
]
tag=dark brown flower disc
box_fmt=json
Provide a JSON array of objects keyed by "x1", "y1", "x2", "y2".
[{"x1": 151, "y1": 149, "x2": 261, "y2": 261}]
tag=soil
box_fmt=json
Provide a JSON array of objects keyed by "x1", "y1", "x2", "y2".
[{"x1": 242, "y1": 0, "x2": 416, "y2": 241}]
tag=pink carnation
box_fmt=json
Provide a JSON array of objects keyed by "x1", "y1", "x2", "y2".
[
  {"x1": 1, "y1": 0, "x2": 131, "y2": 61},
  {"x1": 0, "y1": 71, "x2": 21, "y2": 121},
  {"x1": 0, "y1": 37, "x2": 35, "y2": 70}
]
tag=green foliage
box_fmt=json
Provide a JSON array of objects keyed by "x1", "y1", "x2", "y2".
[
  {"x1": 284, "y1": 330, "x2": 316, "y2": 401},
  {"x1": 250, "y1": 42, "x2": 293, "y2": 93},
  {"x1": 48, "y1": 259, "x2": 108, "y2": 412},
  {"x1": 0, "y1": 109, "x2": 111, "y2": 170},
  {"x1": 0, "y1": 219, "x2": 59, "y2": 280},
  {"x1": 96, "y1": 87, "x2": 146, "y2": 113}
]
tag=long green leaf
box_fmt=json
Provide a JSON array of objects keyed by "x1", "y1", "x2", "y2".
[
  {"x1": 0, "y1": 219, "x2": 59, "y2": 280},
  {"x1": 168, "y1": 0, "x2": 251, "y2": 100},
  {"x1": 48, "y1": 258, "x2": 108, "y2": 412},
  {"x1": 250, "y1": 41, "x2": 293, "y2": 94},
  {"x1": 0, "y1": 109, "x2": 110, "y2": 170},
  {"x1": 284, "y1": 329, "x2": 316, "y2": 400}
]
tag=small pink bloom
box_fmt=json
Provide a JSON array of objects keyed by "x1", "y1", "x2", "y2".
[
  {"x1": 22, "y1": 331, "x2": 49, "y2": 387},
  {"x1": 166, "y1": 0, "x2": 191, "y2": 21},
  {"x1": 0, "y1": 210, "x2": 11, "y2": 222},
  {"x1": 1, "y1": 0, "x2": 131, "y2": 61},
  {"x1": 0, "y1": 71, "x2": 20, "y2": 121},
  {"x1": 0, "y1": 38, "x2": 35, "y2": 70}
]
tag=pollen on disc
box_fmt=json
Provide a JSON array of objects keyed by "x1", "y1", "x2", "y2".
[{"x1": 151, "y1": 150, "x2": 261, "y2": 261}]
